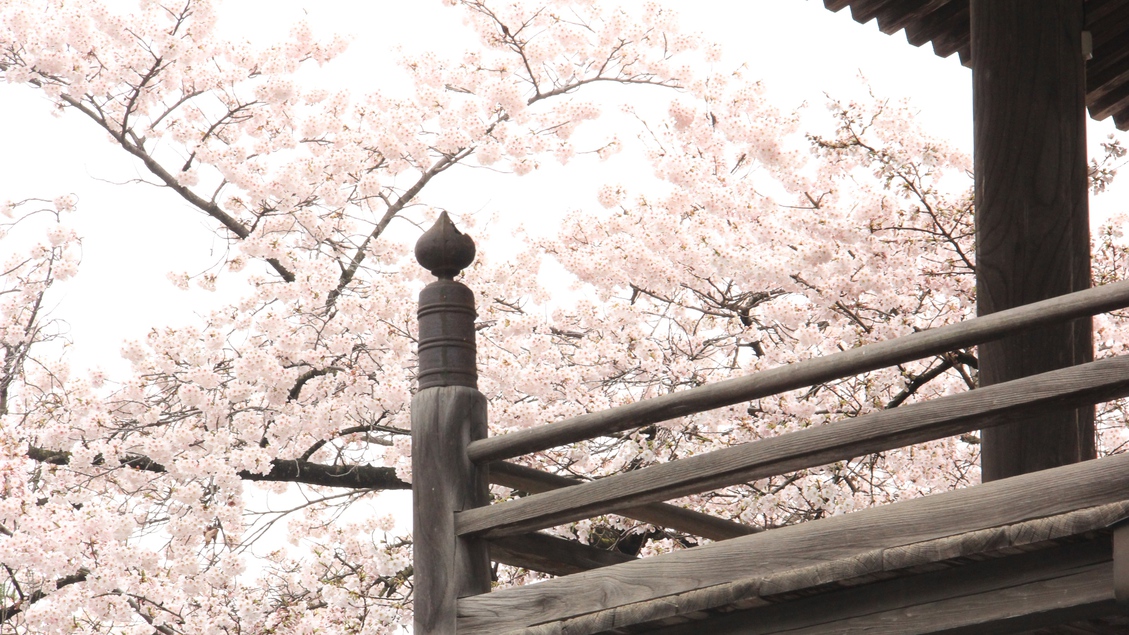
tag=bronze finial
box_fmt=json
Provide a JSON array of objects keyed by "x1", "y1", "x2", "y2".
[
  {"x1": 415, "y1": 212, "x2": 478, "y2": 390},
  {"x1": 415, "y1": 211, "x2": 476, "y2": 279}
]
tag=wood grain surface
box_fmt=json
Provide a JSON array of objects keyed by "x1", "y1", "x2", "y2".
[
  {"x1": 501, "y1": 503, "x2": 1129, "y2": 635},
  {"x1": 971, "y1": 0, "x2": 1094, "y2": 480},
  {"x1": 641, "y1": 543, "x2": 1116, "y2": 635},
  {"x1": 411, "y1": 387, "x2": 490, "y2": 634}
]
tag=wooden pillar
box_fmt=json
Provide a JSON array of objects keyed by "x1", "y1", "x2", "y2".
[
  {"x1": 1115, "y1": 520, "x2": 1129, "y2": 607},
  {"x1": 971, "y1": 0, "x2": 1094, "y2": 481},
  {"x1": 412, "y1": 212, "x2": 491, "y2": 634}
]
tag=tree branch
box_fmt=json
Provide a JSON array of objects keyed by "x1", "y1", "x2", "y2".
[
  {"x1": 885, "y1": 356, "x2": 954, "y2": 409},
  {"x1": 26, "y1": 446, "x2": 409, "y2": 490},
  {"x1": 57, "y1": 94, "x2": 295, "y2": 283},
  {"x1": 329, "y1": 147, "x2": 471, "y2": 306},
  {"x1": 0, "y1": 569, "x2": 88, "y2": 623}
]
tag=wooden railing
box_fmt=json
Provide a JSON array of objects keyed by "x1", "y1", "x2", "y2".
[
  {"x1": 409, "y1": 214, "x2": 1129, "y2": 634},
  {"x1": 467, "y1": 279, "x2": 1129, "y2": 464},
  {"x1": 462, "y1": 353, "x2": 1129, "y2": 538}
]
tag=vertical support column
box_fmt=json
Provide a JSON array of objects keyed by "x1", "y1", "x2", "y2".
[
  {"x1": 412, "y1": 212, "x2": 491, "y2": 634},
  {"x1": 1114, "y1": 519, "x2": 1129, "y2": 607},
  {"x1": 971, "y1": 0, "x2": 1094, "y2": 481}
]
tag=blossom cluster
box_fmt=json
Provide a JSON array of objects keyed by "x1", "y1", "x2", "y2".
[{"x1": 2, "y1": 0, "x2": 1128, "y2": 632}]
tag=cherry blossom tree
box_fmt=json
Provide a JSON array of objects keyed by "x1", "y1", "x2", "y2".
[{"x1": 1, "y1": 0, "x2": 1128, "y2": 633}]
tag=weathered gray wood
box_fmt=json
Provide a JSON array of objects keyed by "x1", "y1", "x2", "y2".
[
  {"x1": 487, "y1": 532, "x2": 636, "y2": 576},
  {"x1": 502, "y1": 504, "x2": 1129, "y2": 635},
  {"x1": 972, "y1": 1, "x2": 1094, "y2": 481},
  {"x1": 456, "y1": 452, "x2": 1129, "y2": 633},
  {"x1": 878, "y1": 502, "x2": 1129, "y2": 573},
  {"x1": 467, "y1": 280, "x2": 1129, "y2": 464},
  {"x1": 411, "y1": 386, "x2": 490, "y2": 635},
  {"x1": 641, "y1": 543, "x2": 1116, "y2": 635},
  {"x1": 458, "y1": 355, "x2": 1129, "y2": 538},
  {"x1": 489, "y1": 461, "x2": 757, "y2": 541}
]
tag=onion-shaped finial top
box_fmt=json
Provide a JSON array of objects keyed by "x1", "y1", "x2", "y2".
[{"x1": 414, "y1": 212, "x2": 476, "y2": 279}]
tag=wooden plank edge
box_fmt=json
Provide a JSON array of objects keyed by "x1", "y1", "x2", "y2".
[
  {"x1": 877, "y1": 0, "x2": 956, "y2": 36},
  {"x1": 641, "y1": 549, "x2": 1118, "y2": 635}
]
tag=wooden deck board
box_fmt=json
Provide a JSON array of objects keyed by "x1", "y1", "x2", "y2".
[
  {"x1": 493, "y1": 504, "x2": 1129, "y2": 635},
  {"x1": 640, "y1": 546, "x2": 1117, "y2": 635}
]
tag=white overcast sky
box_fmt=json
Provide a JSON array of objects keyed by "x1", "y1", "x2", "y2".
[{"x1": 0, "y1": 0, "x2": 1125, "y2": 376}]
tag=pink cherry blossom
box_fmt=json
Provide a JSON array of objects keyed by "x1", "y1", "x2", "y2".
[{"x1": 1, "y1": 1, "x2": 1128, "y2": 632}]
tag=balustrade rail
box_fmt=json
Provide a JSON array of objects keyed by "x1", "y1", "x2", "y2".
[
  {"x1": 409, "y1": 214, "x2": 1129, "y2": 634},
  {"x1": 461, "y1": 278, "x2": 1129, "y2": 539}
]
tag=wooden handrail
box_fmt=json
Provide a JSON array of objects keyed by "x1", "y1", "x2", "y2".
[
  {"x1": 458, "y1": 354, "x2": 1129, "y2": 538},
  {"x1": 467, "y1": 279, "x2": 1129, "y2": 464}
]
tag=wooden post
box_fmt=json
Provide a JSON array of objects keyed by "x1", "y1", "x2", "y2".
[
  {"x1": 412, "y1": 212, "x2": 491, "y2": 634},
  {"x1": 1114, "y1": 519, "x2": 1129, "y2": 607},
  {"x1": 971, "y1": 0, "x2": 1094, "y2": 481}
]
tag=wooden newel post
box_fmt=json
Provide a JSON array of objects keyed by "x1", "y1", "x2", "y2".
[{"x1": 411, "y1": 212, "x2": 490, "y2": 634}]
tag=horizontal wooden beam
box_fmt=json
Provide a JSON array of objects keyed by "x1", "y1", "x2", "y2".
[
  {"x1": 457, "y1": 451, "x2": 1129, "y2": 632},
  {"x1": 488, "y1": 462, "x2": 757, "y2": 541},
  {"x1": 467, "y1": 280, "x2": 1129, "y2": 464},
  {"x1": 459, "y1": 355, "x2": 1129, "y2": 538},
  {"x1": 487, "y1": 532, "x2": 635, "y2": 577}
]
